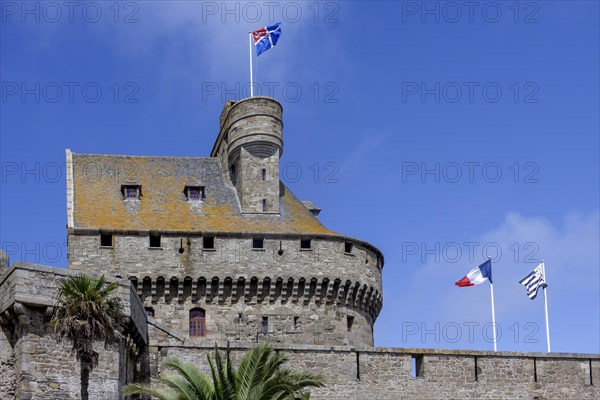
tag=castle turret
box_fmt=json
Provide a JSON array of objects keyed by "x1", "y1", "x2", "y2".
[
  {"x1": 66, "y1": 97, "x2": 383, "y2": 347},
  {"x1": 211, "y1": 97, "x2": 283, "y2": 214}
]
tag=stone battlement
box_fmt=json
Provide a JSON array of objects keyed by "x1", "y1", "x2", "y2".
[
  {"x1": 130, "y1": 275, "x2": 382, "y2": 319},
  {"x1": 1, "y1": 264, "x2": 598, "y2": 399},
  {"x1": 158, "y1": 342, "x2": 599, "y2": 400}
]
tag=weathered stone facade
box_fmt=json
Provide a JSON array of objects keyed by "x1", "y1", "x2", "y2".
[
  {"x1": 68, "y1": 234, "x2": 381, "y2": 346},
  {"x1": 65, "y1": 97, "x2": 384, "y2": 349},
  {"x1": 0, "y1": 264, "x2": 147, "y2": 400},
  {"x1": 0, "y1": 96, "x2": 598, "y2": 399},
  {"x1": 162, "y1": 343, "x2": 600, "y2": 400}
]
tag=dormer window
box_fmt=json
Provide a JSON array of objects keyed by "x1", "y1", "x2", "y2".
[
  {"x1": 185, "y1": 186, "x2": 205, "y2": 201},
  {"x1": 121, "y1": 185, "x2": 141, "y2": 200}
]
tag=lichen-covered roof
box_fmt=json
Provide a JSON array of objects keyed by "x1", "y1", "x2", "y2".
[{"x1": 70, "y1": 153, "x2": 338, "y2": 236}]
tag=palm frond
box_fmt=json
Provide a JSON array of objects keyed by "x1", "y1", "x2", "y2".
[
  {"x1": 122, "y1": 382, "x2": 180, "y2": 400},
  {"x1": 122, "y1": 342, "x2": 324, "y2": 400}
]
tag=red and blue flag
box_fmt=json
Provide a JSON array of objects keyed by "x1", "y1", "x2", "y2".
[
  {"x1": 252, "y1": 22, "x2": 282, "y2": 57},
  {"x1": 455, "y1": 260, "x2": 493, "y2": 287}
]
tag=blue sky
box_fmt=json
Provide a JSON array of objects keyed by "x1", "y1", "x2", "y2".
[{"x1": 1, "y1": 1, "x2": 598, "y2": 354}]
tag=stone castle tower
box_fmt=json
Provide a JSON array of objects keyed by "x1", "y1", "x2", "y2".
[
  {"x1": 66, "y1": 96, "x2": 383, "y2": 347},
  {"x1": 0, "y1": 97, "x2": 597, "y2": 399}
]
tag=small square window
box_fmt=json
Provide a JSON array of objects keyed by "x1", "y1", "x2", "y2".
[
  {"x1": 100, "y1": 233, "x2": 113, "y2": 247},
  {"x1": 203, "y1": 236, "x2": 215, "y2": 249},
  {"x1": 252, "y1": 238, "x2": 264, "y2": 249},
  {"x1": 144, "y1": 307, "x2": 155, "y2": 318},
  {"x1": 344, "y1": 242, "x2": 353, "y2": 254},
  {"x1": 300, "y1": 239, "x2": 312, "y2": 249},
  {"x1": 122, "y1": 185, "x2": 141, "y2": 200},
  {"x1": 185, "y1": 186, "x2": 205, "y2": 201},
  {"x1": 149, "y1": 234, "x2": 161, "y2": 248}
]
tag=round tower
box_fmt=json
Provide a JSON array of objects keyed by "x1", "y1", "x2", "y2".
[
  {"x1": 223, "y1": 96, "x2": 283, "y2": 164},
  {"x1": 213, "y1": 97, "x2": 284, "y2": 214}
]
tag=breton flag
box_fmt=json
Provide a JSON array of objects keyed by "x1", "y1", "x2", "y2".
[
  {"x1": 251, "y1": 22, "x2": 282, "y2": 57},
  {"x1": 455, "y1": 260, "x2": 493, "y2": 287},
  {"x1": 519, "y1": 263, "x2": 547, "y2": 300}
]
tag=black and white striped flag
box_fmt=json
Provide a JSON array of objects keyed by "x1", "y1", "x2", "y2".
[{"x1": 519, "y1": 263, "x2": 547, "y2": 300}]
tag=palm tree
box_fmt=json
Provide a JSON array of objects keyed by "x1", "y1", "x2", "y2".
[
  {"x1": 123, "y1": 341, "x2": 324, "y2": 400},
  {"x1": 50, "y1": 274, "x2": 126, "y2": 400}
]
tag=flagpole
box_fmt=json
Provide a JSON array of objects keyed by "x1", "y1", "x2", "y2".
[
  {"x1": 489, "y1": 257, "x2": 497, "y2": 352},
  {"x1": 542, "y1": 260, "x2": 551, "y2": 353},
  {"x1": 248, "y1": 32, "x2": 254, "y2": 97}
]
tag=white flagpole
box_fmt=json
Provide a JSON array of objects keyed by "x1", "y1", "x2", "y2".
[
  {"x1": 542, "y1": 260, "x2": 551, "y2": 353},
  {"x1": 489, "y1": 257, "x2": 497, "y2": 352},
  {"x1": 490, "y1": 281, "x2": 498, "y2": 352},
  {"x1": 248, "y1": 32, "x2": 254, "y2": 97}
]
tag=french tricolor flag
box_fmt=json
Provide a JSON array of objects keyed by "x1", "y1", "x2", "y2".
[{"x1": 455, "y1": 260, "x2": 493, "y2": 287}]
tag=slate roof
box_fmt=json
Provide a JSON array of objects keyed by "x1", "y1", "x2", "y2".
[{"x1": 70, "y1": 152, "x2": 339, "y2": 236}]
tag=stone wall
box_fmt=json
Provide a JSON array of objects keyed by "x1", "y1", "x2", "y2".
[
  {"x1": 69, "y1": 234, "x2": 382, "y2": 346},
  {"x1": 68, "y1": 235, "x2": 382, "y2": 290},
  {"x1": 1, "y1": 264, "x2": 598, "y2": 399},
  {"x1": 159, "y1": 343, "x2": 600, "y2": 400},
  {"x1": 146, "y1": 300, "x2": 373, "y2": 347},
  {"x1": 0, "y1": 264, "x2": 148, "y2": 400},
  {"x1": 0, "y1": 323, "x2": 17, "y2": 398},
  {"x1": 235, "y1": 148, "x2": 281, "y2": 214},
  {"x1": 11, "y1": 305, "x2": 124, "y2": 400}
]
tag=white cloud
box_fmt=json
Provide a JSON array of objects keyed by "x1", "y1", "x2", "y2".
[{"x1": 379, "y1": 209, "x2": 600, "y2": 351}]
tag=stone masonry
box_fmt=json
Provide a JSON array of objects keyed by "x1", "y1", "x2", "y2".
[
  {"x1": 0, "y1": 96, "x2": 598, "y2": 399},
  {"x1": 0, "y1": 263, "x2": 147, "y2": 400}
]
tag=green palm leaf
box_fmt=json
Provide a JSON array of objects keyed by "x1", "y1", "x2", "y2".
[
  {"x1": 123, "y1": 342, "x2": 323, "y2": 400},
  {"x1": 50, "y1": 274, "x2": 126, "y2": 400}
]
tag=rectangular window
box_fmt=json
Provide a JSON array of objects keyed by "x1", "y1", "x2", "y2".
[
  {"x1": 347, "y1": 315, "x2": 354, "y2": 332},
  {"x1": 262, "y1": 199, "x2": 267, "y2": 212},
  {"x1": 189, "y1": 309, "x2": 206, "y2": 337},
  {"x1": 100, "y1": 233, "x2": 113, "y2": 247},
  {"x1": 344, "y1": 242, "x2": 353, "y2": 254},
  {"x1": 412, "y1": 355, "x2": 424, "y2": 378},
  {"x1": 149, "y1": 234, "x2": 161, "y2": 248},
  {"x1": 262, "y1": 316, "x2": 268, "y2": 334},
  {"x1": 122, "y1": 185, "x2": 141, "y2": 200},
  {"x1": 203, "y1": 236, "x2": 215, "y2": 250},
  {"x1": 294, "y1": 316, "x2": 299, "y2": 329},
  {"x1": 185, "y1": 186, "x2": 205, "y2": 201},
  {"x1": 300, "y1": 239, "x2": 312, "y2": 249},
  {"x1": 261, "y1": 168, "x2": 267, "y2": 180},
  {"x1": 252, "y1": 238, "x2": 264, "y2": 249}
]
